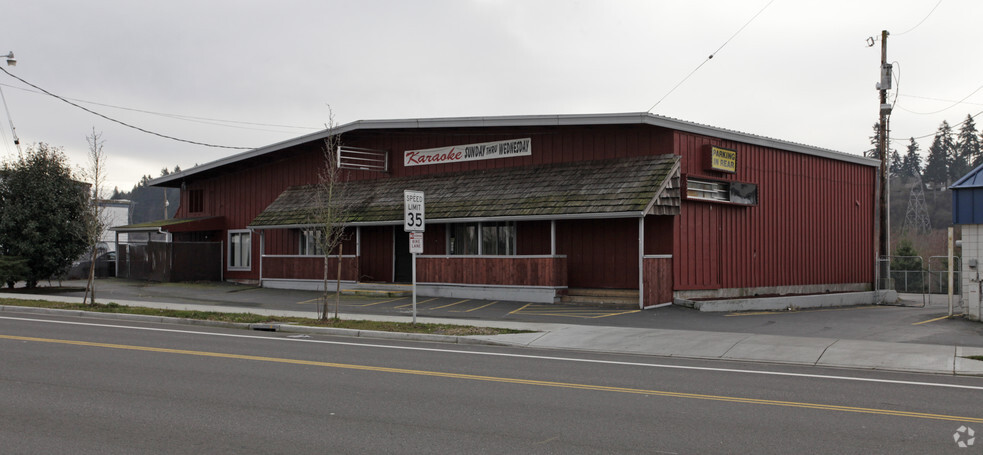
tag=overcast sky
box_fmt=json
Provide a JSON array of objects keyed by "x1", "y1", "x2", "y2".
[{"x1": 0, "y1": 0, "x2": 979, "y2": 192}]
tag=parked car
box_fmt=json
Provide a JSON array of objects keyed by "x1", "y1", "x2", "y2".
[{"x1": 66, "y1": 251, "x2": 116, "y2": 279}]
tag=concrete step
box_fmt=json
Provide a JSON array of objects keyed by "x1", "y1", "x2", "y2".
[
  {"x1": 342, "y1": 289, "x2": 412, "y2": 298},
  {"x1": 567, "y1": 288, "x2": 640, "y2": 298},
  {"x1": 561, "y1": 289, "x2": 640, "y2": 309}
]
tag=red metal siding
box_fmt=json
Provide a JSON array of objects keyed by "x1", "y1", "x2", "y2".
[
  {"x1": 673, "y1": 131, "x2": 875, "y2": 290},
  {"x1": 556, "y1": 218, "x2": 638, "y2": 289},
  {"x1": 422, "y1": 224, "x2": 446, "y2": 255},
  {"x1": 359, "y1": 226, "x2": 393, "y2": 282},
  {"x1": 518, "y1": 221, "x2": 551, "y2": 255},
  {"x1": 644, "y1": 215, "x2": 674, "y2": 255},
  {"x1": 174, "y1": 122, "x2": 872, "y2": 292}
]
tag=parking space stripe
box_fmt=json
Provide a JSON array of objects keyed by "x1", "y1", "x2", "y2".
[
  {"x1": 458, "y1": 301, "x2": 498, "y2": 313},
  {"x1": 911, "y1": 314, "x2": 964, "y2": 325},
  {"x1": 356, "y1": 297, "x2": 407, "y2": 307},
  {"x1": 507, "y1": 303, "x2": 532, "y2": 315},
  {"x1": 429, "y1": 299, "x2": 470, "y2": 310},
  {"x1": 394, "y1": 298, "x2": 437, "y2": 309}
]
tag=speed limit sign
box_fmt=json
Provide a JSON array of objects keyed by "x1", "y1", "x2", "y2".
[{"x1": 404, "y1": 190, "x2": 425, "y2": 232}]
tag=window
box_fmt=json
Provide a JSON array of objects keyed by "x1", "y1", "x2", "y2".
[
  {"x1": 188, "y1": 189, "x2": 204, "y2": 213},
  {"x1": 299, "y1": 229, "x2": 323, "y2": 256},
  {"x1": 228, "y1": 230, "x2": 251, "y2": 270},
  {"x1": 449, "y1": 223, "x2": 478, "y2": 255},
  {"x1": 448, "y1": 222, "x2": 516, "y2": 255},
  {"x1": 481, "y1": 222, "x2": 516, "y2": 255},
  {"x1": 686, "y1": 178, "x2": 758, "y2": 206},
  {"x1": 686, "y1": 179, "x2": 729, "y2": 201}
]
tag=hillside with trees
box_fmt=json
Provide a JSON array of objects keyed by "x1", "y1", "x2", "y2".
[
  {"x1": 110, "y1": 167, "x2": 181, "y2": 224},
  {"x1": 877, "y1": 113, "x2": 981, "y2": 264}
]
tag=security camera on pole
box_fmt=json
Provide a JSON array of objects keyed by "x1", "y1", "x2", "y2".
[{"x1": 404, "y1": 190, "x2": 425, "y2": 323}]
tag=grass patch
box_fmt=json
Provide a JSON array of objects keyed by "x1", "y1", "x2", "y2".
[
  {"x1": 968, "y1": 356, "x2": 983, "y2": 361},
  {"x1": 0, "y1": 297, "x2": 530, "y2": 336}
]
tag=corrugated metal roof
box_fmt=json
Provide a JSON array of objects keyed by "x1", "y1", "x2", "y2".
[
  {"x1": 153, "y1": 112, "x2": 876, "y2": 188},
  {"x1": 249, "y1": 154, "x2": 680, "y2": 228}
]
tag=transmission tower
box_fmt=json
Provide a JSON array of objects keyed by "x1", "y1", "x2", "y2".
[{"x1": 902, "y1": 174, "x2": 932, "y2": 234}]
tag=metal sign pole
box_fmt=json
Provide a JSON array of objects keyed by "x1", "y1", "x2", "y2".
[
  {"x1": 412, "y1": 251, "x2": 417, "y2": 324},
  {"x1": 404, "y1": 190, "x2": 425, "y2": 325}
]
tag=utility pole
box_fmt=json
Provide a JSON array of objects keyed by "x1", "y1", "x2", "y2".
[{"x1": 875, "y1": 30, "x2": 893, "y2": 291}]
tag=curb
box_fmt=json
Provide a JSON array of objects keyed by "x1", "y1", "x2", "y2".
[{"x1": 0, "y1": 305, "x2": 513, "y2": 346}]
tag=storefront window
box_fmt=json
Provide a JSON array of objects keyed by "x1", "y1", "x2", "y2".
[
  {"x1": 228, "y1": 230, "x2": 251, "y2": 270},
  {"x1": 449, "y1": 223, "x2": 478, "y2": 255},
  {"x1": 449, "y1": 222, "x2": 516, "y2": 255},
  {"x1": 481, "y1": 222, "x2": 516, "y2": 255},
  {"x1": 299, "y1": 229, "x2": 323, "y2": 256}
]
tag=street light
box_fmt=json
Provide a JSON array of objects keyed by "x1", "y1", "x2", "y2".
[{"x1": 0, "y1": 50, "x2": 21, "y2": 151}]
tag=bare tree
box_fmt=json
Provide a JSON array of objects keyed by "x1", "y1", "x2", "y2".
[
  {"x1": 310, "y1": 109, "x2": 352, "y2": 320},
  {"x1": 82, "y1": 128, "x2": 107, "y2": 305}
]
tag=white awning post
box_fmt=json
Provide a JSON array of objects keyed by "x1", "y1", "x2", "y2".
[{"x1": 638, "y1": 217, "x2": 645, "y2": 309}]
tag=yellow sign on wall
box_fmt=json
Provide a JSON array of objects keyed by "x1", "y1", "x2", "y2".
[{"x1": 708, "y1": 146, "x2": 737, "y2": 173}]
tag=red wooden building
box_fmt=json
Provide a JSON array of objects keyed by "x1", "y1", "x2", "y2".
[{"x1": 140, "y1": 113, "x2": 877, "y2": 307}]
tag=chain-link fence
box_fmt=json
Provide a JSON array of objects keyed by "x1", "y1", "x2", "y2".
[{"x1": 880, "y1": 254, "x2": 961, "y2": 296}]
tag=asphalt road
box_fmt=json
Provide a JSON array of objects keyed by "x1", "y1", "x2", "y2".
[
  {"x1": 34, "y1": 279, "x2": 983, "y2": 347},
  {"x1": 2, "y1": 313, "x2": 982, "y2": 453}
]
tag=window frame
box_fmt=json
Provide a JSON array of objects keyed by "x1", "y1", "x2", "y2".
[
  {"x1": 684, "y1": 176, "x2": 759, "y2": 207},
  {"x1": 227, "y1": 229, "x2": 252, "y2": 271},
  {"x1": 298, "y1": 228, "x2": 324, "y2": 256},
  {"x1": 447, "y1": 221, "x2": 517, "y2": 256}
]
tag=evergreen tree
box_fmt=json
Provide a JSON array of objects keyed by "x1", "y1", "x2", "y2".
[
  {"x1": 889, "y1": 149, "x2": 903, "y2": 177},
  {"x1": 900, "y1": 137, "x2": 922, "y2": 180},
  {"x1": 957, "y1": 114, "x2": 982, "y2": 168},
  {"x1": 865, "y1": 123, "x2": 880, "y2": 159},
  {"x1": 938, "y1": 121, "x2": 966, "y2": 182},
  {"x1": 922, "y1": 127, "x2": 950, "y2": 187}
]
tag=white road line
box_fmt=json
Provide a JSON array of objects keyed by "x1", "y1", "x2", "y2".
[{"x1": 2, "y1": 315, "x2": 982, "y2": 391}]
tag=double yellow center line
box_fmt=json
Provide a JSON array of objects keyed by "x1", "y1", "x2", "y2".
[{"x1": 2, "y1": 334, "x2": 980, "y2": 423}]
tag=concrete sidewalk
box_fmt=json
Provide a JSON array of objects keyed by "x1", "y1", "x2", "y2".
[{"x1": 4, "y1": 292, "x2": 983, "y2": 376}]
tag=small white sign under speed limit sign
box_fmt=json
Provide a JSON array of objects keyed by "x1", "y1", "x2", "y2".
[
  {"x1": 409, "y1": 232, "x2": 423, "y2": 254},
  {"x1": 404, "y1": 190, "x2": 425, "y2": 232}
]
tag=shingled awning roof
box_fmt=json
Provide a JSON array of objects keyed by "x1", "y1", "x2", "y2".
[{"x1": 249, "y1": 155, "x2": 680, "y2": 228}]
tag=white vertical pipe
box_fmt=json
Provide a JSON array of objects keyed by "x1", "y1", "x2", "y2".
[{"x1": 638, "y1": 217, "x2": 645, "y2": 309}]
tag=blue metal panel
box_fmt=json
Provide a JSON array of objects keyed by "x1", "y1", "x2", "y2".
[{"x1": 953, "y1": 188, "x2": 983, "y2": 225}]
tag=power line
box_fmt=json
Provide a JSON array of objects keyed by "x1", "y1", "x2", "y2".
[
  {"x1": 0, "y1": 66, "x2": 254, "y2": 150},
  {"x1": 647, "y1": 0, "x2": 775, "y2": 112},
  {"x1": 889, "y1": 108, "x2": 983, "y2": 142},
  {"x1": 895, "y1": 82, "x2": 983, "y2": 115},
  {"x1": 0, "y1": 82, "x2": 320, "y2": 131},
  {"x1": 894, "y1": 0, "x2": 943, "y2": 36},
  {"x1": 901, "y1": 93, "x2": 983, "y2": 107}
]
